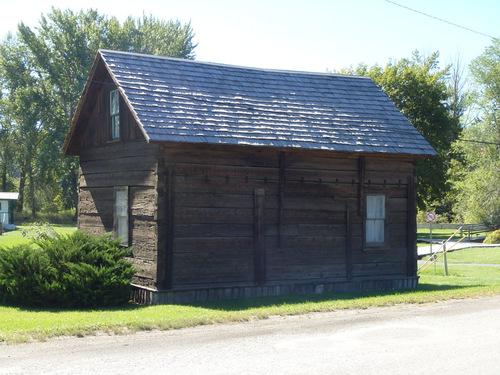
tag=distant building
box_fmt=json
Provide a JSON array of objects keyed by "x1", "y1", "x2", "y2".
[{"x1": 0, "y1": 192, "x2": 19, "y2": 230}]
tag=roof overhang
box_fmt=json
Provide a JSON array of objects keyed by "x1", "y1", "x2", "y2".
[{"x1": 0, "y1": 192, "x2": 19, "y2": 200}]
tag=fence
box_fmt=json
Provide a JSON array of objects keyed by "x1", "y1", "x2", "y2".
[{"x1": 417, "y1": 223, "x2": 490, "y2": 239}]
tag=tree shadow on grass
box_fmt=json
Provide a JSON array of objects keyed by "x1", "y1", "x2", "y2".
[{"x1": 0, "y1": 300, "x2": 146, "y2": 313}]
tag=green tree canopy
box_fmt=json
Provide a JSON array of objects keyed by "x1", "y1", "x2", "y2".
[
  {"x1": 0, "y1": 8, "x2": 196, "y2": 216},
  {"x1": 451, "y1": 39, "x2": 500, "y2": 228}
]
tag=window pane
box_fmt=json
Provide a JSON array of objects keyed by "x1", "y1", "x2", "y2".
[
  {"x1": 110, "y1": 90, "x2": 119, "y2": 115},
  {"x1": 375, "y1": 220, "x2": 384, "y2": 242},
  {"x1": 115, "y1": 188, "x2": 128, "y2": 245},
  {"x1": 116, "y1": 190, "x2": 127, "y2": 216},
  {"x1": 367, "y1": 195, "x2": 385, "y2": 219},
  {"x1": 367, "y1": 219, "x2": 384, "y2": 243},
  {"x1": 111, "y1": 115, "x2": 120, "y2": 139},
  {"x1": 110, "y1": 90, "x2": 120, "y2": 140},
  {"x1": 366, "y1": 195, "x2": 385, "y2": 243},
  {"x1": 117, "y1": 217, "x2": 128, "y2": 240}
]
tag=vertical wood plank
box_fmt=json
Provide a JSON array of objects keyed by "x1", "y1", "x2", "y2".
[
  {"x1": 155, "y1": 158, "x2": 166, "y2": 289},
  {"x1": 345, "y1": 204, "x2": 353, "y2": 281},
  {"x1": 163, "y1": 166, "x2": 175, "y2": 289},
  {"x1": 358, "y1": 156, "x2": 365, "y2": 217},
  {"x1": 406, "y1": 164, "x2": 417, "y2": 277},
  {"x1": 278, "y1": 152, "x2": 286, "y2": 248},
  {"x1": 254, "y1": 188, "x2": 266, "y2": 285}
]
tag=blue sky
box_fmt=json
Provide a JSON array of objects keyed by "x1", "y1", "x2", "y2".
[{"x1": 0, "y1": 0, "x2": 498, "y2": 73}]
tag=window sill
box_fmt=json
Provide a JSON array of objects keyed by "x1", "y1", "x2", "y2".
[{"x1": 363, "y1": 244, "x2": 390, "y2": 251}]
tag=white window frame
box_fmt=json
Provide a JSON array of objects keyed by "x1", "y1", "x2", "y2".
[
  {"x1": 365, "y1": 194, "x2": 388, "y2": 247},
  {"x1": 110, "y1": 89, "x2": 120, "y2": 141},
  {"x1": 114, "y1": 186, "x2": 129, "y2": 246}
]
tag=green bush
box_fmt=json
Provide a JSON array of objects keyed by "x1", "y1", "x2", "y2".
[
  {"x1": 14, "y1": 210, "x2": 77, "y2": 225},
  {"x1": 0, "y1": 231, "x2": 135, "y2": 308},
  {"x1": 484, "y1": 229, "x2": 500, "y2": 244}
]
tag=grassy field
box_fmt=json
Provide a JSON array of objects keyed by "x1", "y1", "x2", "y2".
[
  {"x1": 1, "y1": 245, "x2": 499, "y2": 344},
  {"x1": 417, "y1": 227, "x2": 491, "y2": 240},
  {"x1": 422, "y1": 246, "x2": 500, "y2": 264},
  {"x1": 418, "y1": 227, "x2": 461, "y2": 240},
  {"x1": 0, "y1": 225, "x2": 77, "y2": 248}
]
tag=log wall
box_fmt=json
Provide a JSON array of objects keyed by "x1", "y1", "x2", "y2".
[
  {"x1": 78, "y1": 140, "x2": 160, "y2": 288},
  {"x1": 158, "y1": 143, "x2": 417, "y2": 291},
  {"x1": 77, "y1": 137, "x2": 418, "y2": 294}
]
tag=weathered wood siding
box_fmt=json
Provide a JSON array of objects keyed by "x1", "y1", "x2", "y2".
[
  {"x1": 78, "y1": 141, "x2": 160, "y2": 287},
  {"x1": 67, "y1": 63, "x2": 144, "y2": 154},
  {"x1": 162, "y1": 145, "x2": 275, "y2": 288},
  {"x1": 75, "y1": 78, "x2": 160, "y2": 287},
  {"x1": 158, "y1": 143, "x2": 417, "y2": 290}
]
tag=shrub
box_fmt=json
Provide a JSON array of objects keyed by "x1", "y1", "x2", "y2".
[
  {"x1": 21, "y1": 222, "x2": 57, "y2": 241},
  {"x1": 14, "y1": 209, "x2": 77, "y2": 225},
  {"x1": 0, "y1": 231, "x2": 135, "y2": 308},
  {"x1": 484, "y1": 229, "x2": 500, "y2": 244}
]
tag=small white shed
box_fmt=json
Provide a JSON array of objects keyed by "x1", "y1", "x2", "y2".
[{"x1": 0, "y1": 192, "x2": 19, "y2": 227}]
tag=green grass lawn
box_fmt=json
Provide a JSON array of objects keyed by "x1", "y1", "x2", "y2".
[
  {"x1": 417, "y1": 227, "x2": 462, "y2": 240},
  {"x1": 421, "y1": 246, "x2": 500, "y2": 264},
  {"x1": 0, "y1": 225, "x2": 77, "y2": 248},
  {"x1": 1, "y1": 246, "x2": 499, "y2": 344}
]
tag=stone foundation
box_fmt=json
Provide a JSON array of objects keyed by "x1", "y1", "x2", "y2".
[{"x1": 131, "y1": 276, "x2": 419, "y2": 304}]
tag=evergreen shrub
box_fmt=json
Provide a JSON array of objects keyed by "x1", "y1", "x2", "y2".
[
  {"x1": 484, "y1": 229, "x2": 500, "y2": 244},
  {"x1": 0, "y1": 231, "x2": 135, "y2": 308}
]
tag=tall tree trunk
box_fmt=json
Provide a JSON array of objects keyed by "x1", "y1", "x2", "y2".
[
  {"x1": 28, "y1": 159, "x2": 36, "y2": 218},
  {"x1": 1, "y1": 162, "x2": 6, "y2": 191},
  {"x1": 17, "y1": 166, "x2": 25, "y2": 213}
]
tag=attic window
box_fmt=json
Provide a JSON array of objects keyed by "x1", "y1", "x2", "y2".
[{"x1": 110, "y1": 89, "x2": 120, "y2": 140}]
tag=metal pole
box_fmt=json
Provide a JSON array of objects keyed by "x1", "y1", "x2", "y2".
[
  {"x1": 443, "y1": 242, "x2": 448, "y2": 276},
  {"x1": 430, "y1": 221, "x2": 433, "y2": 254},
  {"x1": 430, "y1": 221, "x2": 436, "y2": 275}
]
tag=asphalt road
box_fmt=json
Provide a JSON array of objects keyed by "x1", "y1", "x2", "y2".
[{"x1": 2, "y1": 296, "x2": 500, "y2": 375}]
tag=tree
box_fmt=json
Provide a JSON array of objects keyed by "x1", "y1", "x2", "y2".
[
  {"x1": 451, "y1": 39, "x2": 500, "y2": 228},
  {"x1": 0, "y1": 34, "x2": 47, "y2": 215},
  {"x1": 341, "y1": 52, "x2": 461, "y2": 211},
  {"x1": 0, "y1": 89, "x2": 17, "y2": 192},
  {"x1": 0, "y1": 8, "x2": 196, "y2": 217}
]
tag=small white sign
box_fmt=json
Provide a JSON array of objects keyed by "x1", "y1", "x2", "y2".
[{"x1": 426, "y1": 211, "x2": 436, "y2": 223}]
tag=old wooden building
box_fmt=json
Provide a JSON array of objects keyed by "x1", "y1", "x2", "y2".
[{"x1": 63, "y1": 50, "x2": 436, "y2": 303}]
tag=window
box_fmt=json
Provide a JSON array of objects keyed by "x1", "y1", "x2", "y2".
[
  {"x1": 0, "y1": 201, "x2": 7, "y2": 224},
  {"x1": 114, "y1": 187, "x2": 129, "y2": 246},
  {"x1": 110, "y1": 89, "x2": 120, "y2": 140},
  {"x1": 366, "y1": 195, "x2": 386, "y2": 245}
]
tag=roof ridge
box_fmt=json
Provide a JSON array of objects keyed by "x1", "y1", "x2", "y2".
[{"x1": 98, "y1": 49, "x2": 371, "y2": 80}]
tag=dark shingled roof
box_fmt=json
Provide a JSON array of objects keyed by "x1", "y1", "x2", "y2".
[{"x1": 93, "y1": 50, "x2": 437, "y2": 156}]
